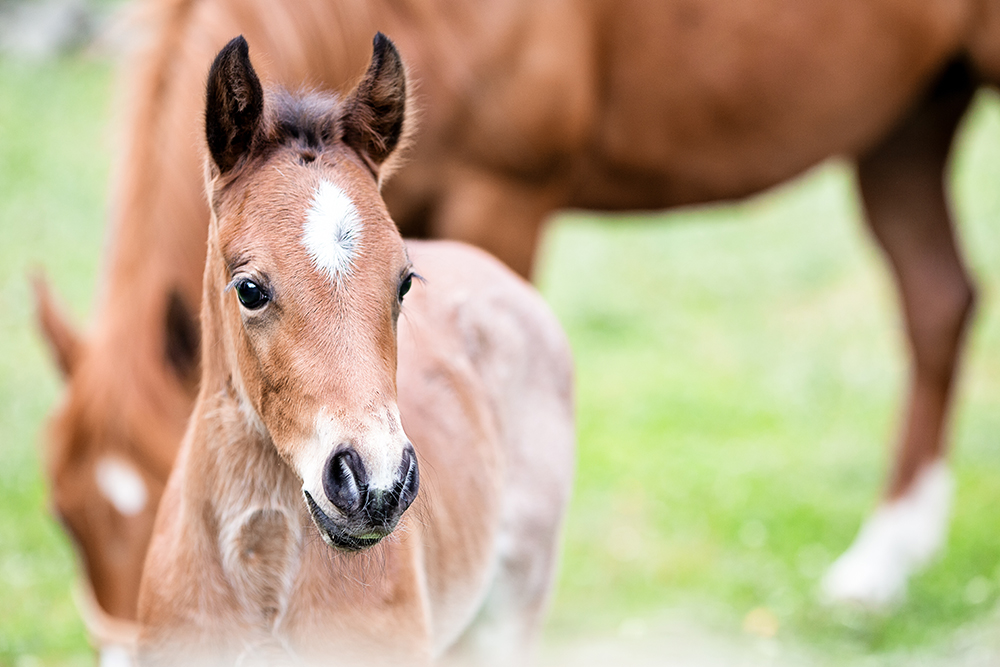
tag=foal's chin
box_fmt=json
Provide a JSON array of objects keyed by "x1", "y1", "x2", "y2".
[{"x1": 303, "y1": 490, "x2": 394, "y2": 551}]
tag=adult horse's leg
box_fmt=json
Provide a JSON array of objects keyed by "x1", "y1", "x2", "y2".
[
  {"x1": 822, "y1": 61, "x2": 977, "y2": 606},
  {"x1": 430, "y1": 166, "x2": 561, "y2": 279}
]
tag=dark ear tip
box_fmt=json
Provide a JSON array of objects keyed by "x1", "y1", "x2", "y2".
[
  {"x1": 218, "y1": 35, "x2": 249, "y2": 63},
  {"x1": 209, "y1": 36, "x2": 249, "y2": 81},
  {"x1": 371, "y1": 32, "x2": 400, "y2": 62},
  {"x1": 206, "y1": 34, "x2": 263, "y2": 174}
]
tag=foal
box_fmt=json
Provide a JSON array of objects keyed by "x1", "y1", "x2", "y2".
[{"x1": 136, "y1": 35, "x2": 574, "y2": 665}]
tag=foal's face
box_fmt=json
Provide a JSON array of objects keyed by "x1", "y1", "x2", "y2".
[
  {"x1": 215, "y1": 152, "x2": 417, "y2": 548},
  {"x1": 205, "y1": 35, "x2": 417, "y2": 549}
]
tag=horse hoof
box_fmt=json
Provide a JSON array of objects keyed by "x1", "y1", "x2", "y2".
[{"x1": 820, "y1": 460, "x2": 953, "y2": 608}]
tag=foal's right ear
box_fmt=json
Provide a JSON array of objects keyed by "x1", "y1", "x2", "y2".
[
  {"x1": 205, "y1": 36, "x2": 264, "y2": 174},
  {"x1": 341, "y1": 33, "x2": 408, "y2": 174}
]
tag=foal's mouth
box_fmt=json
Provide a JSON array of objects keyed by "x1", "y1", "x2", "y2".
[{"x1": 302, "y1": 490, "x2": 389, "y2": 551}]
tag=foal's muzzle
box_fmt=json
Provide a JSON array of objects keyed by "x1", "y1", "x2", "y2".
[{"x1": 304, "y1": 444, "x2": 419, "y2": 551}]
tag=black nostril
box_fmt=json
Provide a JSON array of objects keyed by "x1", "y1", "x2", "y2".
[
  {"x1": 323, "y1": 448, "x2": 367, "y2": 513},
  {"x1": 395, "y1": 445, "x2": 420, "y2": 513}
]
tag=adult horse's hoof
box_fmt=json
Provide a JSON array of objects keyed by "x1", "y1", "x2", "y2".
[{"x1": 820, "y1": 460, "x2": 952, "y2": 607}]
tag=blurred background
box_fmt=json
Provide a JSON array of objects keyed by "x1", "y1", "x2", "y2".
[{"x1": 1, "y1": 0, "x2": 999, "y2": 664}]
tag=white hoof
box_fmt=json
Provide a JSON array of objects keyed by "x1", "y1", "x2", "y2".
[
  {"x1": 821, "y1": 460, "x2": 953, "y2": 608},
  {"x1": 99, "y1": 644, "x2": 134, "y2": 667}
]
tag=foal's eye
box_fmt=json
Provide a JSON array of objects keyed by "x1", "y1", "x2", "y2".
[
  {"x1": 398, "y1": 274, "x2": 413, "y2": 302},
  {"x1": 235, "y1": 279, "x2": 268, "y2": 310}
]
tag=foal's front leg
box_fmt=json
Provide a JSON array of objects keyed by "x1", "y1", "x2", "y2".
[{"x1": 822, "y1": 63, "x2": 976, "y2": 606}]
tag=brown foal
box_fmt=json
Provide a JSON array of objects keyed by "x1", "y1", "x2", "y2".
[{"x1": 134, "y1": 35, "x2": 574, "y2": 666}]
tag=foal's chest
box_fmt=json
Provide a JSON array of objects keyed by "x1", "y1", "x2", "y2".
[{"x1": 218, "y1": 506, "x2": 431, "y2": 659}]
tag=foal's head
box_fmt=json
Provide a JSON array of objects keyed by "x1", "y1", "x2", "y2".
[{"x1": 203, "y1": 35, "x2": 418, "y2": 550}]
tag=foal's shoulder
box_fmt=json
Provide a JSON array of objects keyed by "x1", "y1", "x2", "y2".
[
  {"x1": 403, "y1": 239, "x2": 545, "y2": 313},
  {"x1": 402, "y1": 238, "x2": 572, "y2": 389}
]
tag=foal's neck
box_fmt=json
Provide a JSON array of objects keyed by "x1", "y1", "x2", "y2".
[
  {"x1": 196, "y1": 376, "x2": 302, "y2": 518},
  {"x1": 189, "y1": 375, "x2": 306, "y2": 628},
  {"x1": 191, "y1": 251, "x2": 306, "y2": 575}
]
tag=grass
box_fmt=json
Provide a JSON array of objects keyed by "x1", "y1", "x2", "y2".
[
  {"x1": 1, "y1": 53, "x2": 999, "y2": 665},
  {"x1": 538, "y1": 94, "x2": 1000, "y2": 660},
  {"x1": 0, "y1": 56, "x2": 113, "y2": 665}
]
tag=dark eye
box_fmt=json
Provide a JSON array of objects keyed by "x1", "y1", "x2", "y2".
[
  {"x1": 235, "y1": 278, "x2": 268, "y2": 309},
  {"x1": 398, "y1": 274, "x2": 413, "y2": 302}
]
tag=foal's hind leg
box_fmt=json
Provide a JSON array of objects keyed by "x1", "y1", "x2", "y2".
[{"x1": 822, "y1": 63, "x2": 977, "y2": 606}]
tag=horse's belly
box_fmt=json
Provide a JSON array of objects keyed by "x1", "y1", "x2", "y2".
[{"x1": 571, "y1": 0, "x2": 970, "y2": 209}]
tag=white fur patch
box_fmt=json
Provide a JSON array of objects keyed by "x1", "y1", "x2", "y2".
[
  {"x1": 99, "y1": 644, "x2": 133, "y2": 667},
  {"x1": 299, "y1": 407, "x2": 410, "y2": 515},
  {"x1": 355, "y1": 407, "x2": 409, "y2": 491},
  {"x1": 302, "y1": 179, "x2": 362, "y2": 281},
  {"x1": 821, "y1": 460, "x2": 953, "y2": 607},
  {"x1": 94, "y1": 456, "x2": 148, "y2": 517}
]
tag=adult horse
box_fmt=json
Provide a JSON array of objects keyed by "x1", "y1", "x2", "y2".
[
  {"x1": 34, "y1": 0, "x2": 997, "y2": 653},
  {"x1": 136, "y1": 35, "x2": 574, "y2": 664}
]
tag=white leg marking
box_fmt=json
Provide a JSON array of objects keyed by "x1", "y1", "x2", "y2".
[
  {"x1": 99, "y1": 644, "x2": 134, "y2": 667},
  {"x1": 821, "y1": 459, "x2": 953, "y2": 607},
  {"x1": 303, "y1": 179, "x2": 362, "y2": 282},
  {"x1": 94, "y1": 456, "x2": 148, "y2": 516}
]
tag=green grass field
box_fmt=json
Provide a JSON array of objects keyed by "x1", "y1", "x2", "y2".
[{"x1": 1, "y1": 53, "x2": 999, "y2": 666}]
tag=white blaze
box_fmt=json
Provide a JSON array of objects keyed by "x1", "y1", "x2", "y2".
[
  {"x1": 303, "y1": 179, "x2": 362, "y2": 281},
  {"x1": 94, "y1": 456, "x2": 148, "y2": 516}
]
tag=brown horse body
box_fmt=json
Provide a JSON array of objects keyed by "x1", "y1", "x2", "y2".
[
  {"x1": 136, "y1": 37, "x2": 574, "y2": 664},
  {"x1": 34, "y1": 0, "x2": 1000, "y2": 649}
]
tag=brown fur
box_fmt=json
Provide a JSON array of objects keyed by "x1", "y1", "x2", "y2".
[
  {"x1": 35, "y1": 0, "x2": 1000, "y2": 635},
  {"x1": 136, "y1": 38, "x2": 574, "y2": 664}
]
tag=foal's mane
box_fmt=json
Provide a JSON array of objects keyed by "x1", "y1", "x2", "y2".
[
  {"x1": 226, "y1": 88, "x2": 412, "y2": 177},
  {"x1": 268, "y1": 91, "x2": 345, "y2": 153},
  {"x1": 218, "y1": 76, "x2": 413, "y2": 193}
]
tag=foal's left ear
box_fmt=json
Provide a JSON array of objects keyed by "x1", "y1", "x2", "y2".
[
  {"x1": 341, "y1": 33, "x2": 408, "y2": 173},
  {"x1": 205, "y1": 35, "x2": 265, "y2": 174}
]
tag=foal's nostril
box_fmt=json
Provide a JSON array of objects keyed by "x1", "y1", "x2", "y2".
[
  {"x1": 362, "y1": 445, "x2": 419, "y2": 527},
  {"x1": 395, "y1": 445, "x2": 420, "y2": 513},
  {"x1": 322, "y1": 448, "x2": 367, "y2": 513},
  {"x1": 321, "y1": 445, "x2": 418, "y2": 528}
]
